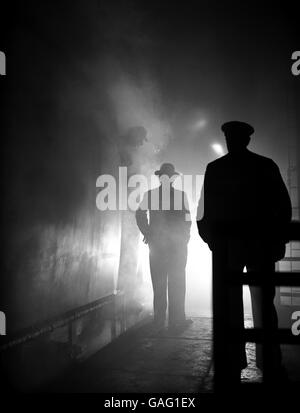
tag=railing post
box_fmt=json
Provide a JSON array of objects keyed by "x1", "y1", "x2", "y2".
[
  {"x1": 120, "y1": 292, "x2": 126, "y2": 333},
  {"x1": 110, "y1": 295, "x2": 117, "y2": 341}
]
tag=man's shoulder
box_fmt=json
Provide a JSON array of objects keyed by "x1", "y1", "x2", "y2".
[
  {"x1": 206, "y1": 154, "x2": 229, "y2": 170},
  {"x1": 247, "y1": 150, "x2": 275, "y2": 164},
  {"x1": 173, "y1": 188, "x2": 187, "y2": 196},
  {"x1": 246, "y1": 151, "x2": 279, "y2": 173},
  {"x1": 145, "y1": 187, "x2": 186, "y2": 195},
  {"x1": 143, "y1": 187, "x2": 159, "y2": 196},
  {"x1": 207, "y1": 151, "x2": 277, "y2": 170}
]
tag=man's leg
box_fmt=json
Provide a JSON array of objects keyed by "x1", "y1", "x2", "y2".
[
  {"x1": 149, "y1": 246, "x2": 168, "y2": 327},
  {"x1": 227, "y1": 240, "x2": 249, "y2": 372},
  {"x1": 213, "y1": 240, "x2": 247, "y2": 387},
  {"x1": 247, "y1": 261, "x2": 282, "y2": 372},
  {"x1": 167, "y1": 244, "x2": 188, "y2": 327}
]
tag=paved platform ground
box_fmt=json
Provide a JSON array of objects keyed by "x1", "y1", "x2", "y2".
[{"x1": 46, "y1": 316, "x2": 276, "y2": 393}]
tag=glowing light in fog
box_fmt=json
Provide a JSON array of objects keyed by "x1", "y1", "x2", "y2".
[
  {"x1": 195, "y1": 119, "x2": 207, "y2": 129},
  {"x1": 211, "y1": 143, "x2": 225, "y2": 156},
  {"x1": 192, "y1": 119, "x2": 207, "y2": 131}
]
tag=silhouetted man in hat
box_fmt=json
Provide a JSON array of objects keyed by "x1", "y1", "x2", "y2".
[
  {"x1": 197, "y1": 121, "x2": 292, "y2": 383},
  {"x1": 136, "y1": 163, "x2": 192, "y2": 332}
]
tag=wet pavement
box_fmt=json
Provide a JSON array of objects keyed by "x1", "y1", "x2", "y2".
[{"x1": 47, "y1": 316, "x2": 268, "y2": 393}]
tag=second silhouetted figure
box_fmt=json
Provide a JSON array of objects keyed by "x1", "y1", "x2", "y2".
[
  {"x1": 197, "y1": 121, "x2": 292, "y2": 384},
  {"x1": 136, "y1": 163, "x2": 191, "y2": 332}
]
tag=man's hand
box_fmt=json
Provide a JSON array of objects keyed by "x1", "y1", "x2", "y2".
[{"x1": 143, "y1": 231, "x2": 151, "y2": 245}]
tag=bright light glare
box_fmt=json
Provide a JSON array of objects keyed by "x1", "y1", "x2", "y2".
[
  {"x1": 186, "y1": 223, "x2": 212, "y2": 316},
  {"x1": 211, "y1": 143, "x2": 225, "y2": 156}
]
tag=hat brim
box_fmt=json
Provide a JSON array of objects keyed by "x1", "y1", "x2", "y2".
[{"x1": 155, "y1": 170, "x2": 180, "y2": 176}]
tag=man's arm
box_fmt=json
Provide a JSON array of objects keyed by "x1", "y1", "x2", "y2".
[
  {"x1": 197, "y1": 165, "x2": 213, "y2": 221},
  {"x1": 196, "y1": 183, "x2": 204, "y2": 222},
  {"x1": 135, "y1": 192, "x2": 150, "y2": 242},
  {"x1": 196, "y1": 165, "x2": 213, "y2": 245},
  {"x1": 270, "y1": 161, "x2": 292, "y2": 241},
  {"x1": 182, "y1": 192, "x2": 192, "y2": 240}
]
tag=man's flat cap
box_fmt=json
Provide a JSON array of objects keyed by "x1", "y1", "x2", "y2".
[{"x1": 221, "y1": 121, "x2": 254, "y2": 136}]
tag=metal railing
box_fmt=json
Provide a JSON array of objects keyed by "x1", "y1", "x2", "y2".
[
  {"x1": 0, "y1": 290, "x2": 125, "y2": 355},
  {"x1": 212, "y1": 221, "x2": 300, "y2": 391}
]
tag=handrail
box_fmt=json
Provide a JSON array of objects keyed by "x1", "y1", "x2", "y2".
[{"x1": 0, "y1": 290, "x2": 125, "y2": 352}]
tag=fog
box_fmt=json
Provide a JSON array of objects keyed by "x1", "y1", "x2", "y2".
[{"x1": 3, "y1": 0, "x2": 299, "y2": 330}]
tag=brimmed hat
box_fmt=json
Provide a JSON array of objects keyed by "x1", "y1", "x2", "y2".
[
  {"x1": 221, "y1": 121, "x2": 254, "y2": 136},
  {"x1": 154, "y1": 163, "x2": 179, "y2": 177}
]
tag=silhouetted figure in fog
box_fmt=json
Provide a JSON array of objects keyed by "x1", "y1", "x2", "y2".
[
  {"x1": 136, "y1": 163, "x2": 192, "y2": 332},
  {"x1": 197, "y1": 121, "x2": 292, "y2": 383}
]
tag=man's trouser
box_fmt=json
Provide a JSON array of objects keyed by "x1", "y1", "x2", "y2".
[
  {"x1": 149, "y1": 242, "x2": 188, "y2": 326},
  {"x1": 213, "y1": 238, "x2": 282, "y2": 383}
]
